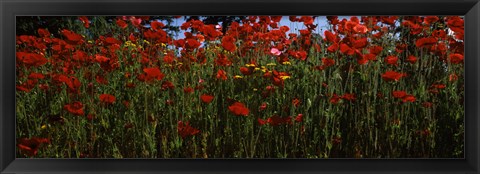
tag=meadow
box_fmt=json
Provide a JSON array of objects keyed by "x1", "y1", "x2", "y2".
[{"x1": 15, "y1": 16, "x2": 464, "y2": 158}]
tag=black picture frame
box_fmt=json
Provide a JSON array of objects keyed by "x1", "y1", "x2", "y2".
[{"x1": 1, "y1": 0, "x2": 479, "y2": 173}]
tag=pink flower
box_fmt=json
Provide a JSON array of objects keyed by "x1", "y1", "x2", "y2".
[{"x1": 270, "y1": 48, "x2": 281, "y2": 56}]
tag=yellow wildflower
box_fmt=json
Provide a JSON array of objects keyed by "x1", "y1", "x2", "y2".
[
  {"x1": 245, "y1": 64, "x2": 256, "y2": 67},
  {"x1": 234, "y1": 75, "x2": 243, "y2": 79},
  {"x1": 143, "y1": 40, "x2": 151, "y2": 45},
  {"x1": 280, "y1": 75, "x2": 291, "y2": 80},
  {"x1": 282, "y1": 61, "x2": 291, "y2": 65},
  {"x1": 266, "y1": 63, "x2": 277, "y2": 66}
]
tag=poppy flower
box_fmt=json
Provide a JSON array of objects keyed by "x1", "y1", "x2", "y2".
[
  {"x1": 161, "y1": 81, "x2": 175, "y2": 90},
  {"x1": 330, "y1": 94, "x2": 340, "y2": 104},
  {"x1": 143, "y1": 67, "x2": 165, "y2": 81},
  {"x1": 341, "y1": 93, "x2": 356, "y2": 101},
  {"x1": 402, "y1": 95, "x2": 416, "y2": 103},
  {"x1": 99, "y1": 94, "x2": 116, "y2": 104},
  {"x1": 17, "y1": 137, "x2": 50, "y2": 157},
  {"x1": 449, "y1": 73, "x2": 459, "y2": 82},
  {"x1": 215, "y1": 54, "x2": 232, "y2": 66},
  {"x1": 449, "y1": 53, "x2": 464, "y2": 64},
  {"x1": 352, "y1": 37, "x2": 368, "y2": 49},
  {"x1": 415, "y1": 37, "x2": 437, "y2": 48},
  {"x1": 386, "y1": 56, "x2": 398, "y2": 66},
  {"x1": 259, "y1": 102, "x2": 267, "y2": 111},
  {"x1": 353, "y1": 24, "x2": 368, "y2": 34},
  {"x1": 270, "y1": 48, "x2": 282, "y2": 56},
  {"x1": 37, "y1": 28, "x2": 50, "y2": 38},
  {"x1": 79, "y1": 16, "x2": 90, "y2": 28},
  {"x1": 116, "y1": 19, "x2": 128, "y2": 28},
  {"x1": 228, "y1": 102, "x2": 250, "y2": 116},
  {"x1": 407, "y1": 55, "x2": 417, "y2": 64},
  {"x1": 295, "y1": 114, "x2": 304, "y2": 122},
  {"x1": 340, "y1": 43, "x2": 355, "y2": 55},
  {"x1": 264, "y1": 115, "x2": 292, "y2": 126},
  {"x1": 258, "y1": 118, "x2": 268, "y2": 125},
  {"x1": 184, "y1": 87, "x2": 194, "y2": 94},
  {"x1": 216, "y1": 69, "x2": 228, "y2": 80},
  {"x1": 17, "y1": 52, "x2": 48, "y2": 67},
  {"x1": 324, "y1": 30, "x2": 337, "y2": 43},
  {"x1": 292, "y1": 98, "x2": 301, "y2": 107},
  {"x1": 221, "y1": 35, "x2": 236, "y2": 52},
  {"x1": 392, "y1": 91, "x2": 407, "y2": 98},
  {"x1": 61, "y1": 29, "x2": 83, "y2": 45},
  {"x1": 177, "y1": 121, "x2": 200, "y2": 138},
  {"x1": 382, "y1": 71, "x2": 405, "y2": 82},
  {"x1": 327, "y1": 43, "x2": 339, "y2": 53},
  {"x1": 322, "y1": 58, "x2": 335, "y2": 67},
  {"x1": 63, "y1": 101, "x2": 84, "y2": 116},
  {"x1": 423, "y1": 16, "x2": 439, "y2": 25},
  {"x1": 200, "y1": 94, "x2": 214, "y2": 104}
]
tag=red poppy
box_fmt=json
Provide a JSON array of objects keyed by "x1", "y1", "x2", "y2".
[
  {"x1": 407, "y1": 55, "x2": 417, "y2": 64},
  {"x1": 177, "y1": 121, "x2": 200, "y2": 138},
  {"x1": 200, "y1": 94, "x2": 214, "y2": 104},
  {"x1": 324, "y1": 30, "x2": 337, "y2": 43},
  {"x1": 28, "y1": 72, "x2": 45, "y2": 79},
  {"x1": 422, "y1": 102, "x2": 433, "y2": 108},
  {"x1": 17, "y1": 137, "x2": 50, "y2": 157},
  {"x1": 449, "y1": 53, "x2": 464, "y2": 64},
  {"x1": 402, "y1": 95, "x2": 416, "y2": 103},
  {"x1": 184, "y1": 87, "x2": 194, "y2": 94},
  {"x1": 259, "y1": 102, "x2": 267, "y2": 111},
  {"x1": 415, "y1": 37, "x2": 437, "y2": 48},
  {"x1": 449, "y1": 73, "x2": 459, "y2": 82},
  {"x1": 61, "y1": 29, "x2": 83, "y2": 45},
  {"x1": 161, "y1": 81, "x2": 175, "y2": 90},
  {"x1": 221, "y1": 35, "x2": 236, "y2": 52},
  {"x1": 292, "y1": 98, "x2": 301, "y2": 107},
  {"x1": 385, "y1": 56, "x2": 398, "y2": 66},
  {"x1": 352, "y1": 37, "x2": 368, "y2": 49},
  {"x1": 295, "y1": 114, "x2": 304, "y2": 122},
  {"x1": 17, "y1": 52, "x2": 48, "y2": 67},
  {"x1": 185, "y1": 39, "x2": 201, "y2": 49},
  {"x1": 382, "y1": 71, "x2": 405, "y2": 82},
  {"x1": 37, "y1": 28, "x2": 50, "y2": 38},
  {"x1": 95, "y1": 55, "x2": 110, "y2": 63},
  {"x1": 79, "y1": 16, "x2": 90, "y2": 28},
  {"x1": 264, "y1": 115, "x2": 292, "y2": 126},
  {"x1": 353, "y1": 24, "x2": 368, "y2": 34},
  {"x1": 423, "y1": 16, "x2": 439, "y2": 25},
  {"x1": 63, "y1": 101, "x2": 84, "y2": 116},
  {"x1": 330, "y1": 94, "x2": 340, "y2": 104},
  {"x1": 150, "y1": 21, "x2": 165, "y2": 31},
  {"x1": 116, "y1": 19, "x2": 128, "y2": 28},
  {"x1": 392, "y1": 90, "x2": 407, "y2": 98},
  {"x1": 369, "y1": 45, "x2": 383, "y2": 55},
  {"x1": 322, "y1": 58, "x2": 335, "y2": 67},
  {"x1": 240, "y1": 67, "x2": 253, "y2": 76},
  {"x1": 341, "y1": 93, "x2": 356, "y2": 101},
  {"x1": 142, "y1": 67, "x2": 165, "y2": 81},
  {"x1": 258, "y1": 118, "x2": 268, "y2": 125},
  {"x1": 215, "y1": 54, "x2": 232, "y2": 66},
  {"x1": 340, "y1": 43, "x2": 355, "y2": 55},
  {"x1": 216, "y1": 69, "x2": 228, "y2": 80},
  {"x1": 99, "y1": 94, "x2": 116, "y2": 104},
  {"x1": 327, "y1": 43, "x2": 339, "y2": 53},
  {"x1": 228, "y1": 102, "x2": 250, "y2": 116}
]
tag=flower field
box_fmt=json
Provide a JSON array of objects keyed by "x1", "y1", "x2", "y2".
[{"x1": 16, "y1": 16, "x2": 464, "y2": 158}]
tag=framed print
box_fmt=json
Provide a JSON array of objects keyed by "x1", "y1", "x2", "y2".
[{"x1": 1, "y1": 0, "x2": 479, "y2": 173}]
